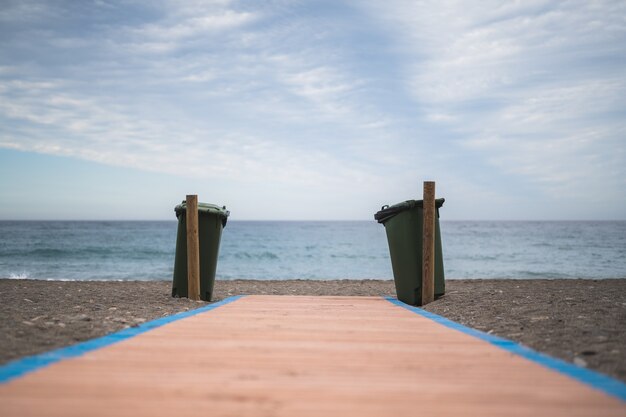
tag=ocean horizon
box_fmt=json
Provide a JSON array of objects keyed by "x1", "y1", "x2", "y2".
[{"x1": 1, "y1": 220, "x2": 625, "y2": 281}]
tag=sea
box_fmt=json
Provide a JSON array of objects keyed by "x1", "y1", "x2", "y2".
[{"x1": 0, "y1": 221, "x2": 624, "y2": 281}]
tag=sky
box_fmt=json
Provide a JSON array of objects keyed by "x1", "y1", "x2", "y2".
[{"x1": 0, "y1": 0, "x2": 625, "y2": 220}]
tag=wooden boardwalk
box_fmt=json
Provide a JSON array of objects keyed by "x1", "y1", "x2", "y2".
[{"x1": 1, "y1": 295, "x2": 624, "y2": 416}]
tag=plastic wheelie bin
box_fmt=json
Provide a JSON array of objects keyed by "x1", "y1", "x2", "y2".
[
  {"x1": 172, "y1": 201, "x2": 229, "y2": 301},
  {"x1": 375, "y1": 199, "x2": 445, "y2": 306}
]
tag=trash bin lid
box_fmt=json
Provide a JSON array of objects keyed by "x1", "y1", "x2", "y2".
[
  {"x1": 374, "y1": 198, "x2": 444, "y2": 224},
  {"x1": 175, "y1": 201, "x2": 230, "y2": 226}
]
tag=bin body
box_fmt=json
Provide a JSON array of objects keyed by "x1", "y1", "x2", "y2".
[
  {"x1": 172, "y1": 202, "x2": 229, "y2": 301},
  {"x1": 375, "y1": 199, "x2": 445, "y2": 306}
]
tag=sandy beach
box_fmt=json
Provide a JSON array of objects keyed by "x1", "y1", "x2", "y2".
[{"x1": 1, "y1": 278, "x2": 624, "y2": 382}]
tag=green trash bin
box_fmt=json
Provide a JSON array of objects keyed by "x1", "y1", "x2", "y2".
[
  {"x1": 375, "y1": 199, "x2": 445, "y2": 306},
  {"x1": 172, "y1": 201, "x2": 229, "y2": 301}
]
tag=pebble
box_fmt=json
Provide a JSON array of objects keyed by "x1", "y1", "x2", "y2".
[
  {"x1": 73, "y1": 314, "x2": 91, "y2": 322},
  {"x1": 573, "y1": 357, "x2": 588, "y2": 367}
]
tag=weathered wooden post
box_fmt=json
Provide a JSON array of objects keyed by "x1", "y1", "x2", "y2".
[
  {"x1": 421, "y1": 181, "x2": 435, "y2": 305},
  {"x1": 186, "y1": 194, "x2": 200, "y2": 301}
]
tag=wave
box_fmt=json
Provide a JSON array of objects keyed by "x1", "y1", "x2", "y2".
[
  {"x1": 330, "y1": 254, "x2": 385, "y2": 260},
  {"x1": 517, "y1": 270, "x2": 574, "y2": 279},
  {"x1": 3, "y1": 247, "x2": 173, "y2": 259},
  {"x1": 231, "y1": 251, "x2": 280, "y2": 260}
]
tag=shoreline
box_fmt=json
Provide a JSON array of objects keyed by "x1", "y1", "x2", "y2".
[{"x1": 1, "y1": 278, "x2": 624, "y2": 382}]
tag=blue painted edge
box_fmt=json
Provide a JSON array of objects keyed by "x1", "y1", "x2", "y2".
[
  {"x1": 0, "y1": 295, "x2": 244, "y2": 384},
  {"x1": 384, "y1": 296, "x2": 626, "y2": 403}
]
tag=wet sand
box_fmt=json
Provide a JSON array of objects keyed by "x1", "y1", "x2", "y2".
[{"x1": 1, "y1": 278, "x2": 624, "y2": 382}]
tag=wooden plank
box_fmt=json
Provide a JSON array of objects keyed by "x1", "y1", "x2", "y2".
[
  {"x1": 0, "y1": 296, "x2": 624, "y2": 417},
  {"x1": 185, "y1": 194, "x2": 200, "y2": 301},
  {"x1": 421, "y1": 181, "x2": 435, "y2": 305}
]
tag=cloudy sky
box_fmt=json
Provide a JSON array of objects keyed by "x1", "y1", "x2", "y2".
[{"x1": 1, "y1": 0, "x2": 625, "y2": 220}]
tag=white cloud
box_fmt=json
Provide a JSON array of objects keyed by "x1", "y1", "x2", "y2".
[
  {"x1": 0, "y1": 1, "x2": 52, "y2": 22},
  {"x1": 181, "y1": 70, "x2": 216, "y2": 83},
  {"x1": 359, "y1": 0, "x2": 626, "y2": 202},
  {"x1": 131, "y1": 10, "x2": 257, "y2": 42},
  {"x1": 1, "y1": 0, "x2": 625, "y2": 219},
  {"x1": 0, "y1": 73, "x2": 384, "y2": 194}
]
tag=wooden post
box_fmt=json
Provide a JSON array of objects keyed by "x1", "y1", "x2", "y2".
[
  {"x1": 421, "y1": 181, "x2": 435, "y2": 306},
  {"x1": 186, "y1": 194, "x2": 200, "y2": 301}
]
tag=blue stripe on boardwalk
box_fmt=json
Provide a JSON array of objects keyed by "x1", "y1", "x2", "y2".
[
  {"x1": 0, "y1": 295, "x2": 243, "y2": 384},
  {"x1": 385, "y1": 296, "x2": 626, "y2": 403}
]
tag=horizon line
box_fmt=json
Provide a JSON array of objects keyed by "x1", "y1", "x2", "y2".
[{"x1": 1, "y1": 219, "x2": 625, "y2": 222}]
